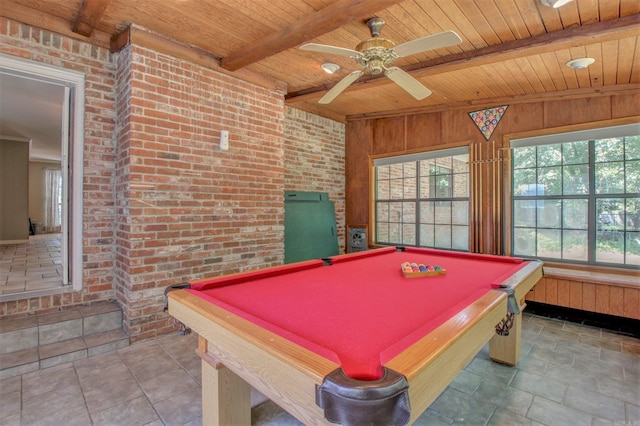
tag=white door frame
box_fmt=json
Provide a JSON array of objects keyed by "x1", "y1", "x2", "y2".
[{"x1": 0, "y1": 53, "x2": 85, "y2": 292}]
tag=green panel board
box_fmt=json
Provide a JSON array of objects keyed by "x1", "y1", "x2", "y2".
[{"x1": 284, "y1": 191, "x2": 339, "y2": 263}]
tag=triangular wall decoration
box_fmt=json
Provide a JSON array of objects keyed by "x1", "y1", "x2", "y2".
[{"x1": 468, "y1": 105, "x2": 509, "y2": 141}]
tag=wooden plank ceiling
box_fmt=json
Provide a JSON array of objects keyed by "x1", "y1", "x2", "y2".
[{"x1": 2, "y1": 0, "x2": 639, "y2": 122}]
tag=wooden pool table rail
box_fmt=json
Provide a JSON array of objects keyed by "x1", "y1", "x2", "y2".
[
  {"x1": 387, "y1": 260, "x2": 542, "y2": 424},
  {"x1": 169, "y1": 290, "x2": 337, "y2": 424}
]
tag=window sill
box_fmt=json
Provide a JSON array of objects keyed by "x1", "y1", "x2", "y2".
[{"x1": 542, "y1": 263, "x2": 640, "y2": 288}]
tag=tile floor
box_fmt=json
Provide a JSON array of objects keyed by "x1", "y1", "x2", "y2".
[
  {"x1": 1, "y1": 313, "x2": 638, "y2": 425},
  {"x1": 0, "y1": 234, "x2": 64, "y2": 295}
]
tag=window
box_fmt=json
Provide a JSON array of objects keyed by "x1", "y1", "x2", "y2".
[
  {"x1": 44, "y1": 169, "x2": 63, "y2": 233},
  {"x1": 374, "y1": 147, "x2": 469, "y2": 250},
  {"x1": 511, "y1": 124, "x2": 639, "y2": 267}
]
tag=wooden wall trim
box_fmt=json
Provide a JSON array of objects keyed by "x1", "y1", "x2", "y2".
[
  {"x1": 543, "y1": 266, "x2": 639, "y2": 289},
  {"x1": 345, "y1": 84, "x2": 640, "y2": 122},
  {"x1": 368, "y1": 139, "x2": 470, "y2": 161},
  {"x1": 502, "y1": 115, "x2": 640, "y2": 143}
]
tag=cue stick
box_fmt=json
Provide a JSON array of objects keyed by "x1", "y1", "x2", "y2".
[
  {"x1": 500, "y1": 144, "x2": 504, "y2": 254},
  {"x1": 478, "y1": 142, "x2": 485, "y2": 253},
  {"x1": 471, "y1": 142, "x2": 475, "y2": 252},
  {"x1": 471, "y1": 141, "x2": 476, "y2": 252},
  {"x1": 491, "y1": 140, "x2": 498, "y2": 254},
  {"x1": 497, "y1": 142, "x2": 502, "y2": 255},
  {"x1": 476, "y1": 141, "x2": 480, "y2": 253},
  {"x1": 470, "y1": 142, "x2": 475, "y2": 252},
  {"x1": 473, "y1": 141, "x2": 479, "y2": 253},
  {"x1": 495, "y1": 141, "x2": 499, "y2": 255},
  {"x1": 496, "y1": 142, "x2": 501, "y2": 255},
  {"x1": 476, "y1": 141, "x2": 481, "y2": 253},
  {"x1": 492, "y1": 140, "x2": 497, "y2": 255}
]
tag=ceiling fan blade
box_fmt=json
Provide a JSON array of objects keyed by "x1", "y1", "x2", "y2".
[
  {"x1": 393, "y1": 30, "x2": 462, "y2": 58},
  {"x1": 319, "y1": 70, "x2": 364, "y2": 104},
  {"x1": 300, "y1": 43, "x2": 360, "y2": 58},
  {"x1": 384, "y1": 67, "x2": 432, "y2": 100}
]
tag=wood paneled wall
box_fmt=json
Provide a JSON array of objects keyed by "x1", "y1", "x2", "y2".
[
  {"x1": 345, "y1": 91, "x2": 640, "y2": 253},
  {"x1": 526, "y1": 277, "x2": 640, "y2": 320}
]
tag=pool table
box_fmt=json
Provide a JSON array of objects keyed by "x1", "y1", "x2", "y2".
[{"x1": 167, "y1": 246, "x2": 542, "y2": 425}]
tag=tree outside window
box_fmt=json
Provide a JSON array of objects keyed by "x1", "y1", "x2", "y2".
[{"x1": 512, "y1": 132, "x2": 639, "y2": 267}]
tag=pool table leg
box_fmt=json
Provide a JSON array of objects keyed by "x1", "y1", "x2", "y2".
[
  {"x1": 198, "y1": 336, "x2": 251, "y2": 425},
  {"x1": 488, "y1": 307, "x2": 523, "y2": 366}
]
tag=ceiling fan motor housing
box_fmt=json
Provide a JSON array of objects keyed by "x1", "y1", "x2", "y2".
[{"x1": 355, "y1": 37, "x2": 397, "y2": 75}]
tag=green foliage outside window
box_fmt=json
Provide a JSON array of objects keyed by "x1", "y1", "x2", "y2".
[{"x1": 512, "y1": 135, "x2": 639, "y2": 267}]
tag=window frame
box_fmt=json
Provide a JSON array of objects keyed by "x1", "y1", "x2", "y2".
[
  {"x1": 372, "y1": 145, "x2": 470, "y2": 251},
  {"x1": 506, "y1": 121, "x2": 640, "y2": 270}
]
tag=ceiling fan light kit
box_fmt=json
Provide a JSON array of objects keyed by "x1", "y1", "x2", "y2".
[
  {"x1": 300, "y1": 18, "x2": 462, "y2": 104},
  {"x1": 540, "y1": 0, "x2": 573, "y2": 8},
  {"x1": 566, "y1": 58, "x2": 595, "y2": 69},
  {"x1": 321, "y1": 63, "x2": 340, "y2": 74}
]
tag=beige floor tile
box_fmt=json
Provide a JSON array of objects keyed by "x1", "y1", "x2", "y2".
[
  {"x1": 0, "y1": 376, "x2": 20, "y2": 396},
  {"x1": 90, "y1": 395, "x2": 160, "y2": 426},
  {"x1": 595, "y1": 374, "x2": 640, "y2": 405},
  {"x1": 73, "y1": 349, "x2": 123, "y2": 377},
  {"x1": 564, "y1": 385, "x2": 626, "y2": 421},
  {"x1": 138, "y1": 366, "x2": 199, "y2": 404},
  {"x1": 429, "y1": 387, "x2": 497, "y2": 424},
  {"x1": 486, "y1": 407, "x2": 534, "y2": 426},
  {"x1": 474, "y1": 377, "x2": 535, "y2": 418},
  {"x1": 252, "y1": 400, "x2": 303, "y2": 426},
  {"x1": 81, "y1": 371, "x2": 145, "y2": 414},
  {"x1": 510, "y1": 370, "x2": 568, "y2": 402},
  {"x1": 22, "y1": 363, "x2": 78, "y2": 399},
  {"x1": 543, "y1": 364, "x2": 598, "y2": 391},
  {"x1": 122, "y1": 345, "x2": 183, "y2": 382},
  {"x1": 3, "y1": 313, "x2": 638, "y2": 425},
  {"x1": 0, "y1": 234, "x2": 62, "y2": 297},
  {"x1": 153, "y1": 385, "x2": 202, "y2": 426},
  {"x1": 21, "y1": 382, "x2": 88, "y2": 425},
  {"x1": 527, "y1": 395, "x2": 593, "y2": 425},
  {"x1": 0, "y1": 390, "x2": 20, "y2": 419}
]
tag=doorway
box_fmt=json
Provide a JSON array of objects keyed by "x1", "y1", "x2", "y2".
[{"x1": 0, "y1": 54, "x2": 85, "y2": 301}]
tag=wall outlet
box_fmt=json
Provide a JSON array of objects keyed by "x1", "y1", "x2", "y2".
[{"x1": 220, "y1": 130, "x2": 229, "y2": 150}]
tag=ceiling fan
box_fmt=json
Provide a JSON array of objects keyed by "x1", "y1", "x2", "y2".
[{"x1": 300, "y1": 18, "x2": 462, "y2": 104}]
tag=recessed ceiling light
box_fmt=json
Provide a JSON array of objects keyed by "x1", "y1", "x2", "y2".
[
  {"x1": 540, "y1": 0, "x2": 573, "y2": 8},
  {"x1": 566, "y1": 58, "x2": 595, "y2": 69},
  {"x1": 321, "y1": 63, "x2": 340, "y2": 74}
]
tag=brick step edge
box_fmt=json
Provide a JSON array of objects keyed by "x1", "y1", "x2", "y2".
[{"x1": 0, "y1": 329, "x2": 129, "y2": 380}]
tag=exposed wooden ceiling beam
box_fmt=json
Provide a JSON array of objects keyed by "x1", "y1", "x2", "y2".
[
  {"x1": 220, "y1": 0, "x2": 405, "y2": 71},
  {"x1": 286, "y1": 14, "x2": 640, "y2": 102},
  {"x1": 72, "y1": 0, "x2": 111, "y2": 37},
  {"x1": 0, "y1": 0, "x2": 111, "y2": 47}
]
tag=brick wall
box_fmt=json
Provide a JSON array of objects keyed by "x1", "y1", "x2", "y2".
[
  {"x1": 0, "y1": 19, "x2": 346, "y2": 342},
  {"x1": 0, "y1": 17, "x2": 118, "y2": 314},
  {"x1": 284, "y1": 107, "x2": 345, "y2": 251},
  {"x1": 114, "y1": 43, "x2": 289, "y2": 340}
]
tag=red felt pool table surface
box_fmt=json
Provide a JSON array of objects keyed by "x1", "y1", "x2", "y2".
[{"x1": 187, "y1": 246, "x2": 529, "y2": 380}]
